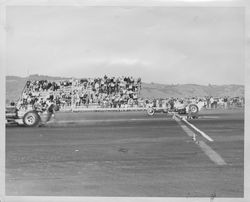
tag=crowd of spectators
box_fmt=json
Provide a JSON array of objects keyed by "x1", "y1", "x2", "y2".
[
  {"x1": 147, "y1": 96, "x2": 244, "y2": 110},
  {"x1": 17, "y1": 76, "x2": 142, "y2": 110},
  {"x1": 16, "y1": 77, "x2": 244, "y2": 111},
  {"x1": 17, "y1": 79, "x2": 72, "y2": 110},
  {"x1": 72, "y1": 76, "x2": 141, "y2": 108}
]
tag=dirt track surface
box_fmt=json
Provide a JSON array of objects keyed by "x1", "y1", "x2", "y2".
[{"x1": 6, "y1": 109, "x2": 244, "y2": 197}]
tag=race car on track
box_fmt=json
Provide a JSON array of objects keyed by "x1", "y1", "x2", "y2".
[
  {"x1": 6, "y1": 102, "x2": 57, "y2": 127},
  {"x1": 146, "y1": 102, "x2": 200, "y2": 119}
]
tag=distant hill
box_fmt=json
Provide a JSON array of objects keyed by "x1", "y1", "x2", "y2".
[
  {"x1": 6, "y1": 74, "x2": 244, "y2": 104},
  {"x1": 6, "y1": 74, "x2": 69, "y2": 103},
  {"x1": 140, "y1": 82, "x2": 244, "y2": 99}
]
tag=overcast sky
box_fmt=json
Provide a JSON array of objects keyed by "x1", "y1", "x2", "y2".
[{"x1": 5, "y1": 6, "x2": 245, "y2": 85}]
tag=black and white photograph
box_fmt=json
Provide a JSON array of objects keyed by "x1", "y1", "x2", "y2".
[{"x1": 2, "y1": 0, "x2": 249, "y2": 201}]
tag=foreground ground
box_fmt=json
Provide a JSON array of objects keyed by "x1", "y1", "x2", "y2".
[{"x1": 6, "y1": 109, "x2": 244, "y2": 197}]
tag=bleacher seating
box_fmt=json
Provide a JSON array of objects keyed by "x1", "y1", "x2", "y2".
[{"x1": 18, "y1": 76, "x2": 142, "y2": 111}]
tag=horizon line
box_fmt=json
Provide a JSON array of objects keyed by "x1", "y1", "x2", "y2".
[{"x1": 5, "y1": 74, "x2": 244, "y2": 86}]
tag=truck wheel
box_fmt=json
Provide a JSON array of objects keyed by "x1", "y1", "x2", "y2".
[
  {"x1": 189, "y1": 104, "x2": 199, "y2": 115},
  {"x1": 147, "y1": 107, "x2": 155, "y2": 116},
  {"x1": 23, "y1": 111, "x2": 40, "y2": 127}
]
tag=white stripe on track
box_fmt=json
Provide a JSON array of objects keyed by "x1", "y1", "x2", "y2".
[
  {"x1": 198, "y1": 141, "x2": 227, "y2": 166},
  {"x1": 182, "y1": 117, "x2": 214, "y2": 142},
  {"x1": 173, "y1": 115, "x2": 226, "y2": 166}
]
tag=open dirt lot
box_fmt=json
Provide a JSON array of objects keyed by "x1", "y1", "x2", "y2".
[{"x1": 6, "y1": 109, "x2": 244, "y2": 197}]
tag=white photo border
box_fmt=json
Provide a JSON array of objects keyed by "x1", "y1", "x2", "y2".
[{"x1": 0, "y1": 0, "x2": 249, "y2": 202}]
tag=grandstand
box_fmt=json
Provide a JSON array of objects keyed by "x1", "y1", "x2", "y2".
[{"x1": 18, "y1": 76, "x2": 142, "y2": 111}]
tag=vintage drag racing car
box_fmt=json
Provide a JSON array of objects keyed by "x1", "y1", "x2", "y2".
[
  {"x1": 6, "y1": 102, "x2": 57, "y2": 127},
  {"x1": 146, "y1": 103, "x2": 199, "y2": 118}
]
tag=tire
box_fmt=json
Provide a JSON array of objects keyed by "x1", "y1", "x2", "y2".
[
  {"x1": 163, "y1": 109, "x2": 168, "y2": 113},
  {"x1": 54, "y1": 104, "x2": 60, "y2": 111},
  {"x1": 23, "y1": 111, "x2": 40, "y2": 127},
  {"x1": 188, "y1": 104, "x2": 199, "y2": 115},
  {"x1": 147, "y1": 107, "x2": 155, "y2": 116}
]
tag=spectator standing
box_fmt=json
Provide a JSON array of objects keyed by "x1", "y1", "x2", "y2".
[
  {"x1": 210, "y1": 96, "x2": 214, "y2": 109},
  {"x1": 223, "y1": 97, "x2": 228, "y2": 109}
]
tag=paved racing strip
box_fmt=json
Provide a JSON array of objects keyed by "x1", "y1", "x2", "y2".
[
  {"x1": 199, "y1": 116, "x2": 219, "y2": 119},
  {"x1": 47, "y1": 117, "x2": 169, "y2": 126},
  {"x1": 173, "y1": 115, "x2": 227, "y2": 166}
]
